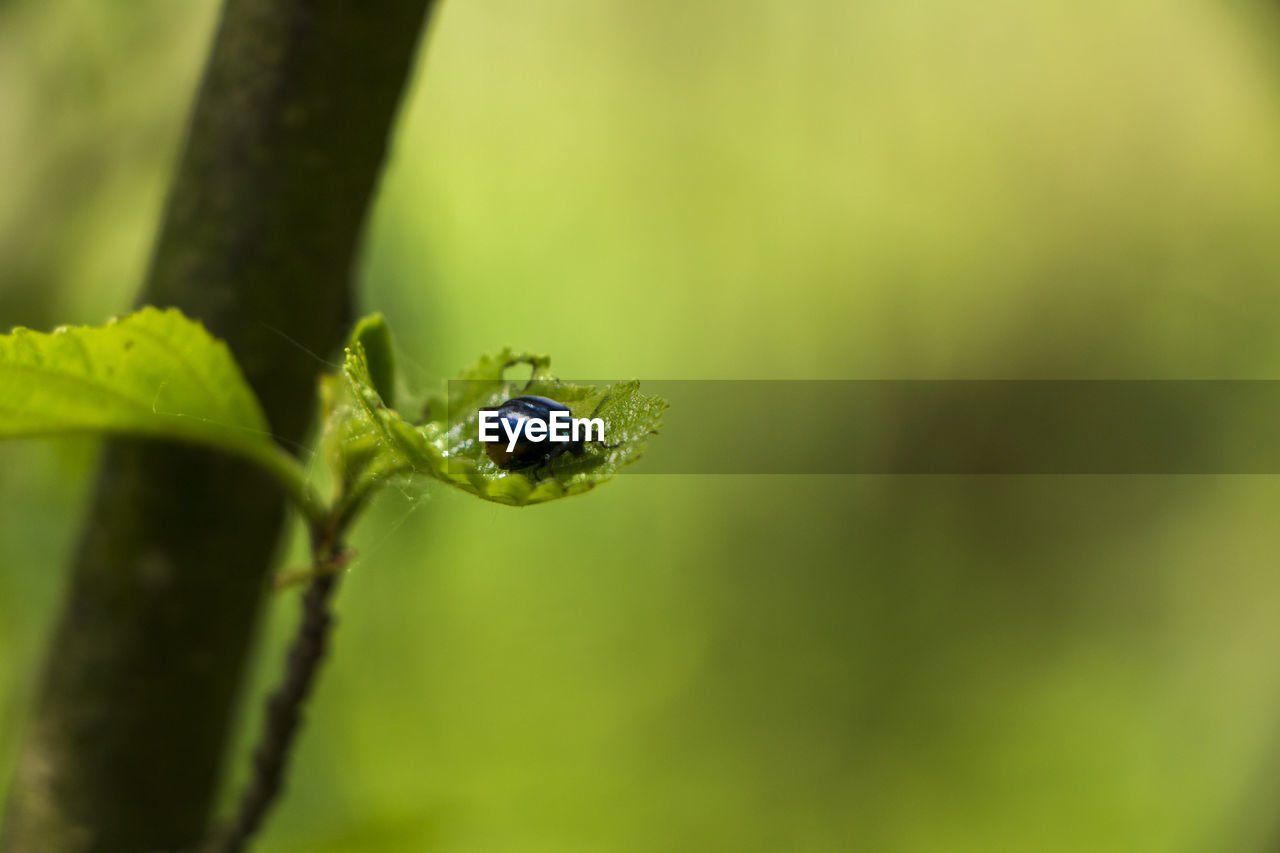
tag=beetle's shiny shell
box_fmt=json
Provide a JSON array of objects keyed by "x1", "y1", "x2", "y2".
[{"x1": 479, "y1": 395, "x2": 582, "y2": 471}]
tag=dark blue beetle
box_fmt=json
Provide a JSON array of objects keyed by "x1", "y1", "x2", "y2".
[{"x1": 479, "y1": 395, "x2": 589, "y2": 473}]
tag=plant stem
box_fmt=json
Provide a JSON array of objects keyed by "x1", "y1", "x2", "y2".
[
  {"x1": 1, "y1": 0, "x2": 436, "y2": 848},
  {"x1": 256, "y1": 444, "x2": 329, "y2": 529},
  {"x1": 215, "y1": 567, "x2": 342, "y2": 853}
]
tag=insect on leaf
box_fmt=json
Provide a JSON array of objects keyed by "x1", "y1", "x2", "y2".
[{"x1": 330, "y1": 328, "x2": 667, "y2": 507}]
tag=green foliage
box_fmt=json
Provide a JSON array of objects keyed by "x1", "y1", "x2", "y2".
[
  {"x1": 330, "y1": 333, "x2": 667, "y2": 508},
  {"x1": 0, "y1": 309, "x2": 667, "y2": 519},
  {"x1": 0, "y1": 306, "x2": 265, "y2": 445},
  {"x1": 0, "y1": 307, "x2": 317, "y2": 514},
  {"x1": 350, "y1": 312, "x2": 397, "y2": 409}
]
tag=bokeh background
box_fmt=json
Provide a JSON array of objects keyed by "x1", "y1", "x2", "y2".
[{"x1": 6, "y1": 0, "x2": 1280, "y2": 850}]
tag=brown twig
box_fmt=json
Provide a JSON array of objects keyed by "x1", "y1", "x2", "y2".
[
  {"x1": 214, "y1": 569, "x2": 341, "y2": 853},
  {"x1": 272, "y1": 547, "x2": 355, "y2": 591}
]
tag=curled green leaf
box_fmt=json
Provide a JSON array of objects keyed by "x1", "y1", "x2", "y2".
[{"x1": 349, "y1": 312, "x2": 396, "y2": 409}]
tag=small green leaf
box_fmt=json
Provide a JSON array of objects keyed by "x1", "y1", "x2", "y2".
[
  {"x1": 350, "y1": 312, "x2": 396, "y2": 409},
  {"x1": 0, "y1": 307, "x2": 320, "y2": 521},
  {"x1": 327, "y1": 334, "x2": 667, "y2": 507},
  {"x1": 0, "y1": 307, "x2": 264, "y2": 446}
]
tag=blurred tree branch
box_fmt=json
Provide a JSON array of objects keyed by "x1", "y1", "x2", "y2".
[{"x1": 1, "y1": 1, "x2": 436, "y2": 850}]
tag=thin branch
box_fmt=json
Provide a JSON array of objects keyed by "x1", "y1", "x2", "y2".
[
  {"x1": 1, "y1": 0, "x2": 435, "y2": 848},
  {"x1": 215, "y1": 569, "x2": 341, "y2": 853},
  {"x1": 272, "y1": 547, "x2": 355, "y2": 592}
]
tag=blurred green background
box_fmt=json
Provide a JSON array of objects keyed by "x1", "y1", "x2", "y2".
[{"x1": 6, "y1": 0, "x2": 1280, "y2": 850}]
